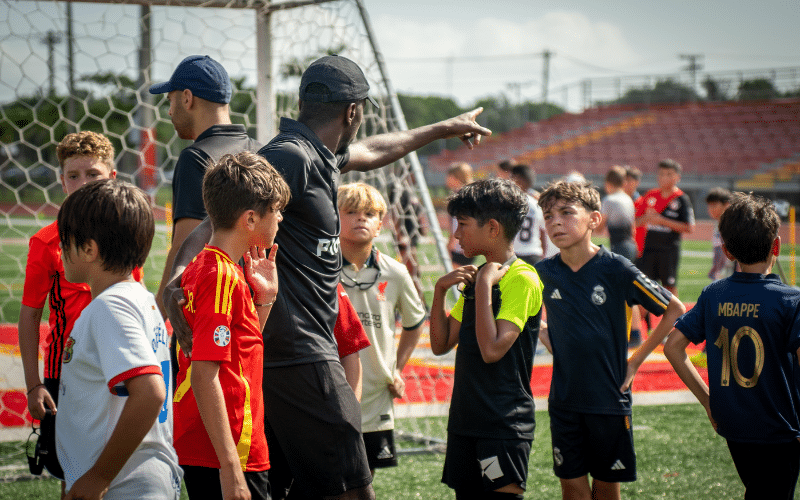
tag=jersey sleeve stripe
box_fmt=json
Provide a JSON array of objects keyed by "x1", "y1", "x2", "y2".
[
  {"x1": 633, "y1": 278, "x2": 669, "y2": 310},
  {"x1": 214, "y1": 253, "x2": 225, "y2": 314},
  {"x1": 225, "y1": 260, "x2": 238, "y2": 316},
  {"x1": 174, "y1": 362, "x2": 192, "y2": 403},
  {"x1": 235, "y1": 361, "x2": 254, "y2": 471},
  {"x1": 107, "y1": 365, "x2": 162, "y2": 394}
]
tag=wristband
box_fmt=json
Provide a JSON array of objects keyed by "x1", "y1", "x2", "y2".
[{"x1": 254, "y1": 299, "x2": 275, "y2": 307}]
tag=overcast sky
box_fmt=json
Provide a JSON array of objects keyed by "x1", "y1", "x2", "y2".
[{"x1": 364, "y1": 0, "x2": 800, "y2": 105}]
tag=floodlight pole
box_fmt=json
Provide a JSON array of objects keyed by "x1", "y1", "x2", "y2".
[{"x1": 256, "y1": 2, "x2": 276, "y2": 143}]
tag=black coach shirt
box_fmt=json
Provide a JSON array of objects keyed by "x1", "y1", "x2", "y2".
[
  {"x1": 258, "y1": 118, "x2": 349, "y2": 367},
  {"x1": 173, "y1": 124, "x2": 261, "y2": 221}
]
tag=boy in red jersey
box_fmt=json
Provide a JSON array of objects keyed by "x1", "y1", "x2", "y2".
[
  {"x1": 19, "y1": 131, "x2": 140, "y2": 483},
  {"x1": 174, "y1": 151, "x2": 289, "y2": 500}
]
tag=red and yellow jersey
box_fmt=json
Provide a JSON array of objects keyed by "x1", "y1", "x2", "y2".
[
  {"x1": 21, "y1": 221, "x2": 143, "y2": 379},
  {"x1": 173, "y1": 245, "x2": 268, "y2": 472}
]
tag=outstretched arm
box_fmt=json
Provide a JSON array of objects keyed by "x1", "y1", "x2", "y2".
[{"x1": 343, "y1": 108, "x2": 491, "y2": 173}]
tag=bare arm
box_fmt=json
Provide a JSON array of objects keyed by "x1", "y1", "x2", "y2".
[
  {"x1": 341, "y1": 353, "x2": 363, "y2": 401},
  {"x1": 430, "y1": 266, "x2": 477, "y2": 355},
  {"x1": 389, "y1": 324, "x2": 423, "y2": 399},
  {"x1": 474, "y1": 263, "x2": 521, "y2": 363},
  {"x1": 156, "y1": 217, "x2": 203, "y2": 318},
  {"x1": 665, "y1": 329, "x2": 715, "y2": 429},
  {"x1": 164, "y1": 218, "x2": 213, "y2": 356},
  {"x1": 18, "y1": 305, "x2": 55, "y2": 420},
  {"x1": 538, "y1": 319, "x2": 552, "y2": 354},
  {"x1": 192, "y1": 361, "x2": 251, "y2": 500},
  {"x1": 622, "y1": 294, "x2": 686, "y2": 391},
  {"x1": 64, "y1": 373, "x2": 165, "y2": 500},
  {"x1": 244, "y1": 245, "x2": 279, "y2": 331},
  {"x1": 343, "y1": 108, "x2": 491, "y2": 173}
]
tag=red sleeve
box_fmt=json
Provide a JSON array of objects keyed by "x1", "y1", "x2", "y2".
[
  {"x1": 334, "y1": 284, "x2": 371, "y2": 358},
  {"x1": 185, "y1": 261, "x2": 237, "y2": 363},
  {"x1": 108, "y1": 365, "x2": 162, "y2": 394},
  {"x1": 21, "y1": 233, "x2": 56, "y2": 309}
]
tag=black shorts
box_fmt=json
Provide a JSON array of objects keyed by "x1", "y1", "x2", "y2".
[
  {"x1": 183, "y1": 465, "x2": 270, "y2": 500},
  {"x1": 637, "y1": 247, "x2": 679, "y2": 288},
  {"x1": 262, "y1": 361, "x2": 372, "y2": 499},
  {"x1": 549, "y1": 407, "x2": 637, "y2": 483},
  {"x1": 727, "y1": 439, "x2": 800, "y2": 500},
  {"x1": 442, "y1": 433, "x2": 532, "y2": 492},
  {"x1": 451, "y1": 251, "x2": 475, "y2": 267},
  {"x1": 363, "y1": 430, "x2": 398, "y2": 469}
]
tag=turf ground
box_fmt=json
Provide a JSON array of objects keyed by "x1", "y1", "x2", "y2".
[{"x1": 0, "y1": 403, "x2": 782, "y2": 499}]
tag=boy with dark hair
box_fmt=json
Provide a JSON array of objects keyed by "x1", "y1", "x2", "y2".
[
  {"x1": 174, "y1": 151, "x2": 289, "y2": 500},
  {"x1": 705, "y1": 187, "x2": 734, "y2": 281},
  {"x1": 665, "y1": 193, "x2": 800, "y2": 500},
  {"x1": 56, "y1": 179, "x2": 182, "y2": 499},
  {"x1": 19, "y1": 131, "x2": 139, "y2": 484},
  {"x1": 535, "y1": 180, "x2": 685, "y2": 500},
  {"x1": 430, "y1": 178, "x2": 543, "y2": 499},
  {"x1": 337, "y1": 182, "x2": 426, "y2": 475},
  {"x1": 510, "y1": 164, "x2": 548, "y2": 265},
  {"x1": 635, "y1": 159, "x2": 694, "y2": 294}
]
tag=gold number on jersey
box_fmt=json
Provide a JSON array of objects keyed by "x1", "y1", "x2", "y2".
[{"x1": 714, "y1": 326, "x2": 764, "y2": 388}]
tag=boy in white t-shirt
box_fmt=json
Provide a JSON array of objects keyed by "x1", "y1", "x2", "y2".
[{"x1": 56, "y1": 179, "x2": 181, "y2": 500}]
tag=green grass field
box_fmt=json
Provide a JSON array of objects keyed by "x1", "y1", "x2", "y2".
[{"x1": 0, "y1": 403, "x2": 782, "y2": 499}]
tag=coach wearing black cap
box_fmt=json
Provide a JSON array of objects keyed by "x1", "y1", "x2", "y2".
[
  {"x1": 150, "y1": 55, "x2": 260, "y2": 318},
  {"x1": 168, "y1": 54, "x2": 490, "y2": 500}
]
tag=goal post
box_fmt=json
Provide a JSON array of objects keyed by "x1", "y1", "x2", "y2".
[{"x1": 0, "y1": 0, "x2": 453, "y2": 449}]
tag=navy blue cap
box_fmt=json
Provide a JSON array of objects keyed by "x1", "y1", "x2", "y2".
[
  {"x1": 149, "y1": 55, "x2": 232, "y2": 104},
  {"x1": 299, "y1": 55, "x2": 379, "y2": 108}
]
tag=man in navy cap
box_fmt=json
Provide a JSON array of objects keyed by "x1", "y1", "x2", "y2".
[
  {"x1": 150, "y1": 55, "x2": 260, "y2": 318},
  {"x1": 167, "y1": 54, "x2": 490, "y2": 500}
]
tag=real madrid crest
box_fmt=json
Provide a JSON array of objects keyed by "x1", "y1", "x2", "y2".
[{"x1": 591, "y1": 285, "x2": 607, "y2": 305}]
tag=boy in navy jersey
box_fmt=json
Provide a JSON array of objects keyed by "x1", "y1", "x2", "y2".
[
  {"x1": 665, "y1": 193, "x2": 800, "y2": 500},
  {"x1": 430, "y1": 179, "x2": 543, "y2": 500},
  {"x1": 535, "y1": 180, "x2": 685, "y2": 500}
]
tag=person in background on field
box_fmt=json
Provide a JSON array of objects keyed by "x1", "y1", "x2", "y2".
[
  {"x1": 387, "y1": 175, "x2": 428, "y2": 306},
  {"x1": 598, "y1": 165, "x2": 642, "y2": 348},
  {"x1": 430, "y1": 179, "x2": 543, "y2": 499},
  {"x1": 510, "y1": 163, "x2": 548, "y2": 265},
  {"x1": 535, "y1": 180, "x2": 685, "y2": 500},
  {"x1": 56, "y1": 179, "x2": 182, "y2": 500},
  {"x1": 446, "y1": 162, "x2": 476, "y2": 269},
  {"x1": 623, "y1": 166, "x2": 642, "y2": 202},
  {"x1": 19, "y1": 131, "x2": 141, "y2": 489},
  {"x1": 705, "y1": 187, "x2": 735, "y2": 281},
  {"x1": 665, "y1": 193, "x2": 800, "y2": 500},
  {"x1": 338, "y1": 182, "x2": 426, "y2": 476}
]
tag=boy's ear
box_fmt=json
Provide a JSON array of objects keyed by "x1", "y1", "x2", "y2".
[
  {"x1": 79, "y1": 239, "x2": 100, "y2": 263},
  {"x1": 588, "y1": 210, "x2": 602, "y2": 231},
  {"x1": 241, "y1": 209, "x2": 257, "y2": 231},
  {"x1": 772, "y1": 236, "x2": 781, "y2": 257},
  {"x1": 487, "y1": 218, "x2": 502, "y2": 238},
  {"x1": 721, "y1": 243, "x2": 735, "y2": 262}
]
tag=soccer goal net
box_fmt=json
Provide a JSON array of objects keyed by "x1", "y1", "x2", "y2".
[{"x1": 0, "y1": 0, "x2": 452, "y2": 450}]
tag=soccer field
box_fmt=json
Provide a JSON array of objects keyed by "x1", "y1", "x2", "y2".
[{"x1": 0, "y1": 403, "x2": 787, "y2": 499}]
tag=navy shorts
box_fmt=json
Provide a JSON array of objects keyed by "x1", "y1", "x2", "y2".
[
  {"x1": 363, "y1": 430, "x2": 398, "y2": 469},
  {"x1": 549, "y1": 407, "x2": 637, "y2": 483},
  {"x1": 262, "y1": 361, "x2": 372, "y2": 499},
  {"x1": 442, "y1": 433, "x2": 532, "y2": 492},
  {"x1": 183, "y1": 465, "x2": 270, "y2": 500},
  {"x1": 727, "y1": 439, "x2": 800, "y2": 500},
  {"x1": 637, "y1": 247, "x2": 679, "y2": 288}
]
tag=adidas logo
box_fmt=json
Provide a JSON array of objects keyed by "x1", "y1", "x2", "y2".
[
  {"x1": 551, "y1": 289, "x2": 562, "y2": 299},
  {"x1": 377, "y1": 446, "x2": 394, "y2": 460},
  {"x1": 610, "y1": 459, "x2": 626, "y2": 471}
]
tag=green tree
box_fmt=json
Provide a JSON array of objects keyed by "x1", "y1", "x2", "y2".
[
  {"x1": 612, "y1": 79, "x2": 700, "y2": 105},
  {"x1": 737, "y1": 78, "x2": 779, "y2": 100}
]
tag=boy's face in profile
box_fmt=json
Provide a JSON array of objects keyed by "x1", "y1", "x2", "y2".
[
  {"x1": 453, "y1": 215, "x2": 488, "y2": 258},
  {"x1": 251, "y1": 205, "x2": 283, "y2": 248},
  {"x1": 542, "y1": 199, "x2": 598, "y2": 250},
  {"x1": 707, "y1": 201, "x2": 727, "y2": 221},
  {"x1": 340, "y1": 206, "x2": 382, "y2": 246},
  {"x1": 60, "y1": 239, "x2": 90, "y2": 284},
  {"x1": 657, "y1": 167, "x2": 680, "y2": 191},
  {"x1": 61, "y1": 156, "x2": 116, "y2": 196}
]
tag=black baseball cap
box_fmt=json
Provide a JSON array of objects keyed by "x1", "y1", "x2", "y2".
[
  {"x1": 299, "y1": 55, "x2": 379, "y2": 108},
  {"x1": 149, "y1": 55, "x2": 232, "y2": 104}
]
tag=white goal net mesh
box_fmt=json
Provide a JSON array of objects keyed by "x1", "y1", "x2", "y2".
[{"x1": 0, "y1": 0, "x2": 452, "y2": 450}]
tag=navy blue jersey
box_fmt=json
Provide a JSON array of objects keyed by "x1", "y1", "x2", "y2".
[
  {"x1": 258, "y1": 118, "x2": 349, "y2": 367},
  {"x1": 535, "y1": 247, "x2": 671, "y2": 414},
  {"x1": 675, "y1": 272, "x2": 800, "y2": 443}
]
